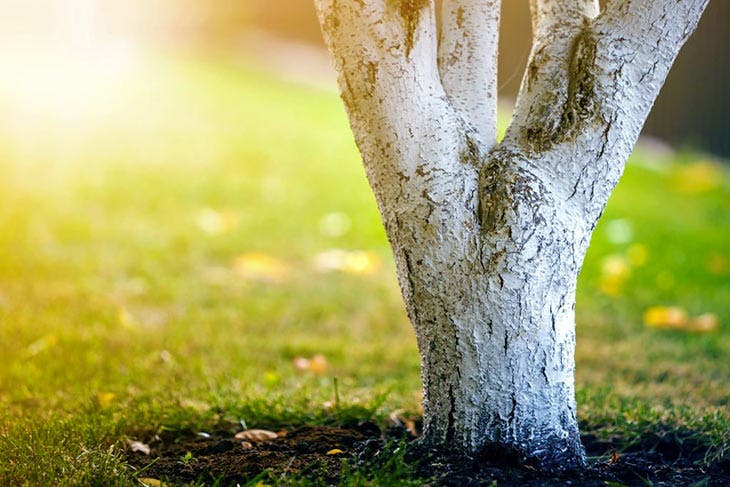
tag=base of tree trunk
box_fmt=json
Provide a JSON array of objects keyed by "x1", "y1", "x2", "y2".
[{"x1": 420, "y1": 427, "x2": 586, "y2": 472}]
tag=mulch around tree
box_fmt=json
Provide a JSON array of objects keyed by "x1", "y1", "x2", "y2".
[{"x1": 126, "y1": 422, "x2": 730, "y2": 486}]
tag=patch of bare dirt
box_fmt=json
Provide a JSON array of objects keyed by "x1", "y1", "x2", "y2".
[{"x1": 126, "y1": 423, "x2": 730, "y2": 486}]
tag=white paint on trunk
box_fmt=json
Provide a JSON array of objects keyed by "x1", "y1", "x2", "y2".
[
  {"x1": 314, "y1": 0, "x2": 708, "y2": 469},
  {"x1": 438, "y1": 0, "x2": 500, "y2": 148}
]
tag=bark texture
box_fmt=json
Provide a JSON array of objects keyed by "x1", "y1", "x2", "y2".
[{"x1": 315, "y1": 0, "x2": 708, "y2": 469}]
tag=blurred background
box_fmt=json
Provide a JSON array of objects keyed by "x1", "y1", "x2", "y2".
[
  {"x1": 0, "y1": 2, "x2": 728, "y2": 483},
  {"x1": 3, "y1": 0, "x2": 726, "y2": 156}
]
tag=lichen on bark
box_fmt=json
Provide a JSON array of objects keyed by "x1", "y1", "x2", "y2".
[{"x1": 524, "y1": 24, "x2": 599, "y2": 152}]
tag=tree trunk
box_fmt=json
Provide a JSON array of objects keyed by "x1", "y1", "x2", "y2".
[
  {"x1": 389, "y1": 146, "x2": 591, "y2": 468},
  {"x1": 314, "y1": 0, "x2": 708, "y2": 470}
]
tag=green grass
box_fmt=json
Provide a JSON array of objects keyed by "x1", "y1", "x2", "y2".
[{"x1": 0, "y1": 50, "x2": 728, "y2": 485}]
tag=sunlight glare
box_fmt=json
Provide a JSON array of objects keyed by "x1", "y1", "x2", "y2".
[{"x1": 0, "y1": 0, "x2": 144, "y2": 134}]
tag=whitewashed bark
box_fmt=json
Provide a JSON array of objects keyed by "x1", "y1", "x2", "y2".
[
  {"x1": 438, "y1": 0, "x2": 500, "y2": 148},
  {"x1": 315, "y1": 0, "x2": 708, "y2": 469}
]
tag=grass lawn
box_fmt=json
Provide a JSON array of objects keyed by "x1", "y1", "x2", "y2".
[{"x1": 0, "y1": 50, "x2": 728, "y2": 485}]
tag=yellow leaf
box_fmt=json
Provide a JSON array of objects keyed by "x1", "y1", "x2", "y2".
[
  {"x1": 602, "y1": 255, "x2": 631, "y2": 279},
  {"x1": 313, "y1": 249, "x2": 380, "y2": 275},
  {"x1": 326, "y1": 448, "x2": 344, "y2": 455},
  {"x1": 263, "y1": 371, "x2": 280, "y2": 387},
  {"x1": 233, "y1": 253, "x2": 289, "y2": 282},
  {"x1": 97, "y1": 392, "x2": 116, "y2": 409},
  {"x1": 643, "y1": 306, "x2": 687, "y2": 330},
  {"x1": 599, "y1": 255, "x2": 631, "y2": 296},
  {"x1": 139, "y1": 479, "x2": 168, "y2": 487}
]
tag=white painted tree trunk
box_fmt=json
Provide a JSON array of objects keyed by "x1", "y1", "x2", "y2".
[{"x1": 315, "y1": 0, "x2": 708, "y2": 469}]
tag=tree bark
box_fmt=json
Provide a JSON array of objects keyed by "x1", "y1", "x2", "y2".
[{"x1": 315, "y1": 0, "x2": 708, "y2": 469}]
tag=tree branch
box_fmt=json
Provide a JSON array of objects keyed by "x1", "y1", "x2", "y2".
[
  {"x1": 529, "y1": 0, "x2": 600, "y2": 38},
  {"x1": 315, "y1": 0, "x2": 476, "y2": 227},
  {"x1": 437, "y1": 0, "x2": 500, "y2": 150},
  {"x1": 315, "y1": 0, "x2": 441, "y2": 127},
  {"x1": 501, "y1": 0, "x2": 708, "y2": 222}
]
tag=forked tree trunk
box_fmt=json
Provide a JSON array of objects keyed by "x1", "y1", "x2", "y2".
[{"x1": 315, "y1": 0, "x2": 708, "y2": 469}]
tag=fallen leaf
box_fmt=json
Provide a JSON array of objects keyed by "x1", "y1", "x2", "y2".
[
  {"x1": 687, "y1": 313, "x2": 720, "y2": 333},
  {"x1": 196, "y1": 208, "x2": 238, "y2": 235},
  {"x1": 643, "y1": 306, "x2": 687, "y2": 330},
  {"x1": 388, "y1": 411, "x2": 419, "y2": 437},
  {"x1": 293, "y1": 357, "x2": 311, "y2": 371},
  {"x1": 234, "y1": 429, "x2": 278, "y2": 442},
  {"x1": 293, "y1": 354, "x2": 328, "y2": 375},
  {"x1": 326, "y1": 448, "x2": 344, "y2": 455},
  {"x1": 404, "y1": 419, "x2": 418, "y2": 437},
  {"x1": 319, "y1": 212, "x2": 351, "y2": 238},
  {"x1": 313, "y1": 249, "x2": 380, "y2": 275},
  {"x1": 240, "y1": 441, "x2": 253, "y2": 449},
  {"x1": 609, "y1": 449, "x2": 620, "y2": 465},
  {"x1": 26, "y1": 334, "x2": 58, "y2": 356},
  {"x1": 126, "y1": 439, "x2": 151, "y2": 455},
  {"x1": 309, "y1": 354, "x2": 328, "y2": 374},
  {"x1": 139, "y1": 478, "x2": 167, "y2": 487},
  {"x1": 96, "y1": 392, "x2": 116, "y2": 409},
  {"x1": 599, "y1": 255, "x2": 631, "y2": 296},
  {"x1": 263, "y1": 371, "x2": 280, "y2": 387},
  {"x1": 233, "y1": 253, "x2": 289, "y2": 282}
]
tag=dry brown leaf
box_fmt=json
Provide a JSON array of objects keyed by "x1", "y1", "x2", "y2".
[
  {"x1": 126, "y1": 439, "x2": 151, "y2": 455},
  {"x1": 293, "y1": 354, "x2": 328, "y2": 375},
  {"x1": 609, "y1": 450, "x2": 620, "y2": 465},
  {"x1": 234, "y1": 429, "x2": 278, "y2": 442},
  {"x1": 233, "y1": 253, "x2": 289, "y2": 282},
  {"x1": 404, "y1": 419, "x2": 418, "y2": 438},
  {"x1": 309, "y1": 354, "x2": 328, "y2": 374},
  {"x1": 687, "y1": 313, "x2": 720, "y2": 333}
]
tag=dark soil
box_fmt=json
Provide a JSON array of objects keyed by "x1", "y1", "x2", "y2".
[{"x1": 126, "y1": 422, "x2": 730, "y2": 486}]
